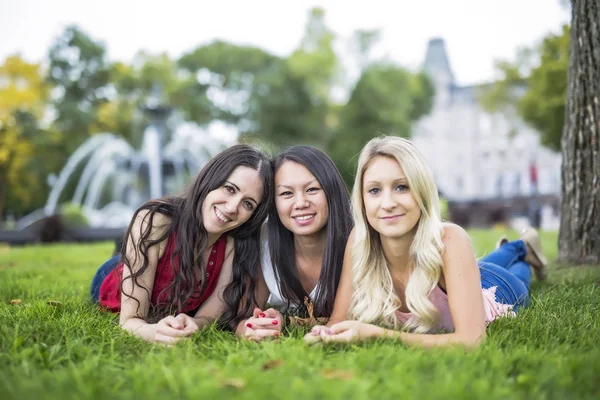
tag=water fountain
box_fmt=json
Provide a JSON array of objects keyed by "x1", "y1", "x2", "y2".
[{"x1": 2, "y1": 92, "x2": 234, "y2": 244}]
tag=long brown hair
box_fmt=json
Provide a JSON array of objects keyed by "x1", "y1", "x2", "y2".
[{"x1": 120, "y1": 144, "x2": 274, "y2": 329}]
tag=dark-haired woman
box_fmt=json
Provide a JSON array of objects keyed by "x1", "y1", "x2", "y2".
[
  {"x1": 253, "y1": 146, "x2": 353, "y2": 331},
  {"x1": 90, "y1": 144, "x2": 278, "y2": 344}
]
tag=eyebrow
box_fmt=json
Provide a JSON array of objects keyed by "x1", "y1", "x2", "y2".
[
  {"x1": 364, "y1": 178, "x2": 408, "y2": 186},
  {"x1": 226, "y1": 181, "x2": 258, "y2": 205},
  {"x1": 276, "y1": 180, "x2": 320, "y2": 189}
]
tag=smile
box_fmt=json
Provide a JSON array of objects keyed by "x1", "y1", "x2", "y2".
[
  {"x1": 381, "y1": 214, "x2": 404, "y2": 220},
  {"x1": 214, "y1": 207, "x2": 231, "y2": 223},
  {"x1": 293, "y1": 214, "x2": 315, "y2": 221}
]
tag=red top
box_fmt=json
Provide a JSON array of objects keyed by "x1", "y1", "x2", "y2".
[{"x1": 99, "y1": 233, "x2": 228, "y2": 314}]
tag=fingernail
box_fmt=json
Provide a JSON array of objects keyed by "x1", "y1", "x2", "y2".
[
  {"x1": 272, "y1": 320, "x2": 278, "y2": 325},
  {"x1": 325, "y1": 329, "x2": 331, "y2": 335},
  {"x1": 259, "y1": 313, "x2": 266, "y2": 318},
  {"x1": 274, "y1": 331, "x2": 280, "y2": 336},
  {"x1": 246, "y1": 323, "x2": 252, "y2": 328},
  {"x1": 311, "y1": 329, "x2": 319, "y2": 335}
]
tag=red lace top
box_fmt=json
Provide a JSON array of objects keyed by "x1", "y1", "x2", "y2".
[{"x1": 98, "y1": 233, "x2": 228, "y2": 314}]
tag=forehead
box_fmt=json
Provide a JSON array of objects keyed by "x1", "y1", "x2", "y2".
[
  {"x1": 363, "y1": 156, "x2": 405, "y2": 182},
  {"x1": 275, "y1": 161, "x2": 318, "y2": 185},
  {"x1": 227, "y1": 166, "x2": 263, "y2": 201}
]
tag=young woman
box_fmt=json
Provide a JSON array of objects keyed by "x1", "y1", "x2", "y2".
[
  {"x1": 90, "y1": 144, "x2": 280, "y2": 344},
  {"x1": 254, "y1": 146, "x2": 353, "y2": 327},
  {"x1": 307, "y1": 136, "x2": 548, "y2": 348}
]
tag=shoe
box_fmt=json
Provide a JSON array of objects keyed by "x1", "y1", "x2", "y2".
[
  {"x1": 495, "y1": 235, "x2": 509, "y2": 249},
  {"x1": 520, "y1": 227, "x2": 548, "y2": 280}
]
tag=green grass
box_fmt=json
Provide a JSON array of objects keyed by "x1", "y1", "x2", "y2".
[{"x1": 1, "y1": 230, "x2": 599, "y2": 400}]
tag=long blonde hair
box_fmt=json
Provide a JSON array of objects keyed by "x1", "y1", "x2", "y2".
[{"x1": 349, "y1": 136, "x2": 445, "y2": 332}]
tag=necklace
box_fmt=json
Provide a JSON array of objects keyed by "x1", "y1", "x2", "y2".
[{"x1": 390, "y1": 268, "x2": 411, "y2": 287}]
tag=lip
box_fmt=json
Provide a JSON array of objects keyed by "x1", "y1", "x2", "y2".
[
  {"x1": 292, "y1": 213, "x2": 316, "y2": 226},
  {"x1": 214, "y1": 206, "x2": 233, "y2": 224},
  {"x1": 380, "y1": 214, "x2": 404, "y2": 221}
]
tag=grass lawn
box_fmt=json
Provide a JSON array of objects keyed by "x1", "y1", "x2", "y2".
[{"x1": 1, "y1": 229, "x2": 599, "y2": 400}]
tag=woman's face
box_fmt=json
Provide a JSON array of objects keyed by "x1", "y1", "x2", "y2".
[
  {"x1": 275, "y1": 161, "x2": 329, "y2": 237},
  {"x1": 202, "y1": 166, "x2": 263, "y2": 237},
  {"x1": 362, "y1": 156, "x2": 421, "y2": 239}
]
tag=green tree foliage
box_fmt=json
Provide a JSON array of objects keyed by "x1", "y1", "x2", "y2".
[
  {"x1": 0, "y1": 55, "x2": 59, "y2": 217},
  {"x1": 481, "y1": 25, "x2": 569, "y2": 151},
  {"x1": 47, "y1": 25, "x2": 111, "y2": 153},
  {"x1": 329, "y1": 65, "x2": 435, "y2": 185}
]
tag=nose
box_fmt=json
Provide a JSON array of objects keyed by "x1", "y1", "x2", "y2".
[
  {"x1": 294, "y1": 193, "x2": 309, "y2": 209},
  {"x1": 224, "y1": 197, "x2": 241, "y2": 214},
  {"x1": 380, "y1": 189, "x2": 397, "y2": 211}
]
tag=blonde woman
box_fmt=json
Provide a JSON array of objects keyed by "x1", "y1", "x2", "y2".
[{"x1": 306, "y1": 136, "x2": 548, "y2": 348}]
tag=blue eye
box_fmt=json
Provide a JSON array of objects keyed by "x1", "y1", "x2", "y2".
[
  {"x1": 367, "y1": 188, "x2": 380, "y2": 195},
  {"x1": 395, "y1": 185, "x2": 409, "y2": 192}
]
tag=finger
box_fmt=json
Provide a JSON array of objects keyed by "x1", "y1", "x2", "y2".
[
  {"x1": 156, "y1": 324, "x2": 195, "y2": 338},
  {"x1": 262, "y1": 308, "x2": 281, "y2": 319},
  {"x1": 328, "y1": 321, "x2": 352, "y2": 335},
  {"x1": 175, "y1": 314, "x2": 199, "y2": 333},
  {"x1": 154, "y1": 333, "x2": 182, "y2": 345},
  {"x1": 253, "y1": 307, "x2": 264, "y2": 318},
  {"x1": 321, "y1": 329, "x2": 353, "y2": 343},
  {"x1": 162, "y1": 315, "x2": 183, "y2": 330},
  {"x1": 304, "y1": 332, "x2": 322, "y2": 345},
  {"x1": 251, "y1": 328, "x2": 281, "y2": 339},
  {"x1": 247, "y1": 317, "x2": 280, "y2": 329},
  {"x1": 310, "y1": 325, "x2": 326, "y2": 335}
]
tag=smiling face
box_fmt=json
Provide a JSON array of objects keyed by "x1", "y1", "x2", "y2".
[
  {"x1": 275, "y1": 161, "x2": 329, "y2": 238},
  {"x1": 362, "y1": 156, "x2": 421, "y2": 240},
  {"x1": 202, "y1": 166, "x2": 264, "y2": 240}
]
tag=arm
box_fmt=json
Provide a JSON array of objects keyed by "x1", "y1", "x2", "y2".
[
  {"x1": 119, "y1": 211, "x2": 185, "y2": 343},
  {"x1": 235, "y1": 266, "x2": 283, "y2": 340},
  {"x1": 304, "y1": 229, "x2": 355, "y2": 343},
  {"x1": 318, "y1": 224, "x2": 487, "y2": 349}
]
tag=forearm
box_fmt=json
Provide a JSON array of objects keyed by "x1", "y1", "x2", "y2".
[
  {"x1": 121, "y1": 317, "x2": 157, "y2": 342},
  {"x1": 193, "y1": 315, "x2": 216, "y2": 329},
  {"x1": 380, "y1": 328, "x2": 485, "y2": 349}
]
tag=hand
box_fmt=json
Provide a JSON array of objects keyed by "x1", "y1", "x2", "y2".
[
  {"x1": 304, "y1": 324, "x2": 328, "y2": 345},
  {"x1": 313, "y1": 320, "x2": 383, "y2": 344},
  {"x1": 154, "y1": 314, "x2": 199, "y2": 344},
  {"x1": 240, "y1": 307, "x2": 283, "y2": 341}
]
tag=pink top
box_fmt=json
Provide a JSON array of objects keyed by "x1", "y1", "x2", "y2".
[{"x1": 395, "y1": 285, "x2": 516, "y2": 333}]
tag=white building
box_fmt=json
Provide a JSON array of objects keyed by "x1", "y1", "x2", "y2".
[{"x1": 412, "y1": 38, "x2": 561, "y2": 205}]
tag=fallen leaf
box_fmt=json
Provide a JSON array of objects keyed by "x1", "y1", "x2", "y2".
[
  {"x1": 10, "y1": 299, "x2": 22, "y2": 305},
  {"x1": 220, "y1": 378, "x2": 246, "y2": 389},
  {"x1": 262, "y1": 359, "x2": 284, "y2": 370},
  {"x1": 47, "y1": 300, "x2": 62, "y2": 306},
  {"x1": 322, "y1": 369, "x2": 355, "y2": 381}
]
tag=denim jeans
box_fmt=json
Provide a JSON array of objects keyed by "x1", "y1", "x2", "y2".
[
  {"x1": 479, "y1": 240, "x2": 531, "y2": 311},
  {"x1": 90, "y1": 255, "x2": 120, "y2": 303}
]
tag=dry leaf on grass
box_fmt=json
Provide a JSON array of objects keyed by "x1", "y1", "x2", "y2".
[
  {"x1": 322, "y1": 369, "x2": 355, "y2": 380},
  {"x1": 262, "y1": 359, "x2": 284, "y2": 370},
  {"x1": 47, "y1": 300, "x2": 62, "y2": 306},
  {"x1": 287, "y1": 297, "x2": 329, "y2": 327},
  {"x1": 10, "y1": 299, "x2": 22, "y2": 305},
  {"x1": 220, "y1": 378, "x2": 246, "y2": 389}
]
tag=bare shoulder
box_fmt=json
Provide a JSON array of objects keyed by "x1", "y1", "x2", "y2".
[
  {"x1": 441, "y1": 222, "x2": 471, "y2": 246},
  {"x1": 131, "y1": 209, "x2": 172, "y2": 241}
]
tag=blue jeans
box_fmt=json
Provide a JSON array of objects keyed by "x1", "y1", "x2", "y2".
[
  {"x1": 90, "y1": 255, "x2": 120, "y2": 303},
  {"x1": 478, "y1": 240, "x2": 531, "y2": 312}
]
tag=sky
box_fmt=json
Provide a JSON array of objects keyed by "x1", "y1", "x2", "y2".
[{"x1": 0, "y1": 0, "x2": 569, "y2": 86}]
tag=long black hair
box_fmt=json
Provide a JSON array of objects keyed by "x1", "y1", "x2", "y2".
[
  {"x1": 268, "y1": 146, "x2": 353, "y2": 317},
  {"x1": 120, "y1": 144, "x2": 274, "y2": 329}
]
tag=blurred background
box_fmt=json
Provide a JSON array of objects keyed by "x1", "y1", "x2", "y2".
[{"x1": 0, "y1": 0, "x2": 570, "y2": 241}]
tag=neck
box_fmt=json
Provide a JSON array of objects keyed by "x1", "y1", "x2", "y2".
[
  {"x1": 207, "y1": 233, "x2": 221, "y2": 248},
  {"x1": 294, "y1": 229, "x2": 327, "y2": 261},
  {"x1": 380, "y1": 231, "x2": 415, "y2": 273}
]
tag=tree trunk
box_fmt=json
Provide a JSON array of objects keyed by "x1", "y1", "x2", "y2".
[{"x1": 558, "y1": 0, "x2": 600, "y2": 264}]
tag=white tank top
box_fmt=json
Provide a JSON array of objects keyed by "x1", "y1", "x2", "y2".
[{"x1": 261, "y1": 238, "x2": 318, "y2": 312}]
